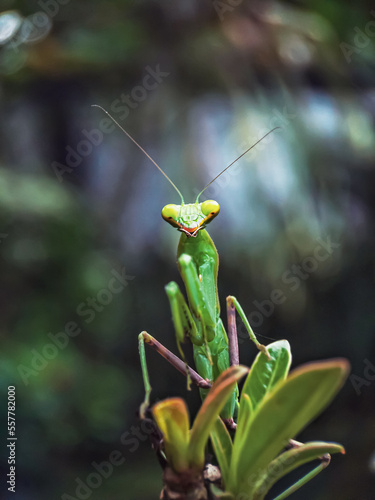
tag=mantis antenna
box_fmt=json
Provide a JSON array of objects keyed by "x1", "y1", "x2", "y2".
[
  {"x1": 92, "y1": 105, "x2": 185, "y2": 204},
  {"x1": 93, "y1": 104, "x2": 280, "y2": 205},
  {"x1": 195, "y1": 127, "x2": 281, "y2": 202}
]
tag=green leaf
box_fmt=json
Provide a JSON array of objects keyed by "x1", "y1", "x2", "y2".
[
  {"x1": 210, "y1": 484, "x2": 235, "y2": 499},
  {"x1": 234, "y1": 393, "x2": 252, "y2": 447},
  {"x1": 210, "y1": 417, "x2": 233, "y2": 486},
  {"x1": 152, "y1": 398, "x2": 190, "y2": 472},
  {"x1": 233, "y1": 340, "x2": 291, "y2": 466},
  {"x1": 188, "y1": 365, "x2": 248, "y2": 470},
  {"x1": 241, "y1": 339, "x2": 291, "y2": 414},
  {"x1": 210, "y1": 484, "x2": 234, "y2": 499},
  {"x1": 253, "y1": 441, "x2": 345, "y2": 500},
  {"x1": 229, "y1": 359, "x2": 349, "y2": 496}
]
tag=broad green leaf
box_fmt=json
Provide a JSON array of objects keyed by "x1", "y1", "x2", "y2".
[
  {"x1": 240, "y1": 339, "x2": 291, "y2": 414},
  {"x1": 252, "y1": 441, "x2": 345, "y2": 500},
  {"x1": 188, "y1": 365, "x2": 248, "y2": 470},
  {"x1": 233, "y1": 340, "x2": 291, "y2": 468},
  {"x1": 230, "y1": 359, "x2": 349, "y2": 495},
  {"x1": 152, "y1": 398, "x2": 190, "y2": 472},
  {"x1": 210, "y1": 417, "x2": 233, "y2": 486}
]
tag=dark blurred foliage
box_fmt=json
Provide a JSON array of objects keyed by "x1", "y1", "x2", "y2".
[{"x1": 0, "y1": 0, "x2": 374, "y2": 499}]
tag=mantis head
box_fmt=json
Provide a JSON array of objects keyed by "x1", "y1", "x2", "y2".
[{"x1": 161, "y1": 200, "x2": 220, "y2": 237}]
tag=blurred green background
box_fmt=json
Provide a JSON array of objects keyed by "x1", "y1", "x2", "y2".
[{"x1": 0, "y1": 1, "x2": 374, "y2": 499}]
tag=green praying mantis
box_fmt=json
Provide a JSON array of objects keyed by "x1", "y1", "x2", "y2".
[
  {"x1": 92, "y1": 105, "x2": 349, "y2": 500},
  {"x1": 92, "y1": 105, "x2": 277, "y2": 427}
]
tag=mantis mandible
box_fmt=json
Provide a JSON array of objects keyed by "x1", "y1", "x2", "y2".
[{"x1": 93, "y1": 105, "x2": 277, "y2": 427}]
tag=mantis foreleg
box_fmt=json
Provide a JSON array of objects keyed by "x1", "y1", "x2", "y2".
[{"x1": 165, "y1": 280, "x2": 202, "y2": 358}]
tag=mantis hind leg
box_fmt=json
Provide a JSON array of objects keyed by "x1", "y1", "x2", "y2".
[
  {"x1": 224, "y1": 296, "x2": 270, "y2": 419},
  {"x1": 227, "y1": 296, "x2": 270, "y2": 360},
  {"x1": 273, "y1": 440, "x2": 331, "y2": 500},
  {"x1": 138, "y1": 332, "x2": 152, "y2": 419},
  {"x1": 273, "y1": 459, "x2": 330, "y2": 500},
  {"x1": 138, "y1": 331, "x2": 211, "y2": 418}
]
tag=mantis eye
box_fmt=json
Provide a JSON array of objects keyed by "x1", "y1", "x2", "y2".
[
  {"x1": 201, "y1": 200, "x2": 220, "y2": 217},
  {"x1": 161, "y1": 204, "x2": 180, "y2": 226}
]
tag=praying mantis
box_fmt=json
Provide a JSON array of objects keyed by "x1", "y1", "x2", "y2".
[
  {"x1": 92, "y1": 107, "x2": 349, "y2": 500},
  {"x1": 92, "y1": 105, "x2": 277, "y2": 427}
]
